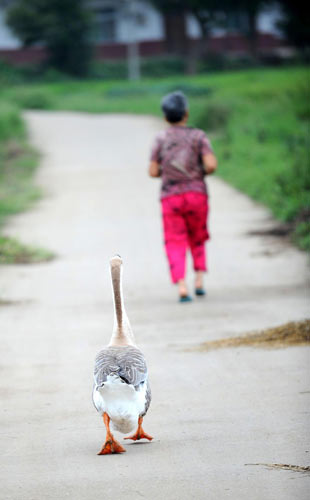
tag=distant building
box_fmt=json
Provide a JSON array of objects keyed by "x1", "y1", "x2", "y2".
[{"x1": 0, "y1": 0, "x2": 285, "y2": 65}]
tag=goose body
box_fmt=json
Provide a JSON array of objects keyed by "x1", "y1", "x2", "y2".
[
  {"x1": 93, "y1": 345, "x2": 151, "y2": 434},
  {"x1": 93, "y1": 256, "x2": 152, "y2": 454}
]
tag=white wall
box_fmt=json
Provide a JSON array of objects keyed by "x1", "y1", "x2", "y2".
[
  {"x1": 117, "y1": 1, "x2": 164, "y2": 43},
  {"x1": 0, "y1": 1, "x2": 284, "y2": 51},
  {"x1": 186, "y1": 14, "x2": 202, "y2": 39},
  {"x1": 186, "y1": 5, "x2": 284, "y2": 39},
  {"x1": 257, "y1": 4, "x2": 284, "y2": 35},
  {"x1": 0, "y1": 9, "x2": 21, "y2": 48}
]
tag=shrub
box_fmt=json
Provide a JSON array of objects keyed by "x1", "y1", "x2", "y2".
[
  {"x1": 141, "y1": 57, "x2": 185, "y2": 77},
  {"x1": 293, "y1": 221, "x2": 310, "y2": 251},
  {"x1": 91, "y1": 57, "x2": 187, "y2": 80},
  {"x1": 0, "y1": 60, "x2": 24, "y2": 86},
  {"x1": 90, "y1": 60, "x2": 128, "y2": 80},
  {"x1": 14, "y1": 89, "x2": 54, "y2": 110},
  {"x1": 288, "y1": 81, "x2": 310, "y2": 120},
  {"x1": 275, "y1": 143, "x2": 310, "y2": 221},
  {"x1": 0, "y1": 102, "x2": 24, "y2": 141},
  {"x1": 196, "y1": 102, "x2": 231, "y2": 131},
  {"x1": 199, "y1": 53, "x2": 228, "y2": 72},
  {"x1": 0, "y1": 60, "x2": 72, "y2": 86}
]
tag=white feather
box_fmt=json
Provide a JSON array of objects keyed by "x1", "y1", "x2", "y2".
[{"x1": 93, "y1": 374, "x2": 147, "y2": 434}]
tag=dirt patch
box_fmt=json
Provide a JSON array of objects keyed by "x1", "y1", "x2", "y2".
[
  {"x1": 0, "y1": 298, "x2": 34, "y2": 307},
  {"x1": 0, "y1": 299, "x2": 15, "y2": 306},
  {"x1": 195, "y1": 319, "x2": 310, "y2": 352},
  {"x1": 245, "y1": 463, "x2": 310, "y2": 475},
  {"x1": 248, "y1": 224, "x2": 293, "y2": 238}
]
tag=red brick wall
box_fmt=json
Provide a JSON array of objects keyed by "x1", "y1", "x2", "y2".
[
  {"x1": 0, "y1": 47, "x2": 46, "y2": 64},
  {"x1": 0, "y1": 34, "x2": 284, "y2": 65}
]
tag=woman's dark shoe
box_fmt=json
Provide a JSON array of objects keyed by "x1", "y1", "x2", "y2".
[
  {"x1": 179, "y1": 295, "x2": 193, "y2": 303},
  {"x1": 195, "y1": 288, "x2": 206, "y2": 296}
]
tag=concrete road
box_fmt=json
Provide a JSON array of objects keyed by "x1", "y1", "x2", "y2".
[{"x1": 1, "y1": 111, "x2": 309, "y2": 500}]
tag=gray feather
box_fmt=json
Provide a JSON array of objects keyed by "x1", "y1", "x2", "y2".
[{"x1": 94, "y1": 345, "x2": 148, "y2": 389}]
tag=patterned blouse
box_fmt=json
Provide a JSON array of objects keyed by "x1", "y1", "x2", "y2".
[{"x1": 150, "y1": 125, "x2": 213, "y2": 200}]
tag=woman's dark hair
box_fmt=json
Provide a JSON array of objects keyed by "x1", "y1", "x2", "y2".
[{"x1": 161, "y1": 91, "x2": 188, "y2": 123}]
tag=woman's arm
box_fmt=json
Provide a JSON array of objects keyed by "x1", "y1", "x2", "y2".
[
  {"x1": 148, "y1": 160, "x2": 161, "y2": 177},
  {"x1": 202, "y1": 153, "x2": 217, "y2": 175}
]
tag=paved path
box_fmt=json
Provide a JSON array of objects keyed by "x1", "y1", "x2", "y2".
[{"x1": 1, "y1": 111, "x2": 309, "y2": 500}]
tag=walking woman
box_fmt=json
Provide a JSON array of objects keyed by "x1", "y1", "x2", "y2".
[{"x1": 149, "y1": 91, "x2": 217, "y2": 302}]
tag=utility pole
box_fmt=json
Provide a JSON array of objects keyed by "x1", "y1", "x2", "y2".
[{"x1": 127, "y1": 0, "x2": 140, "y2": 81}]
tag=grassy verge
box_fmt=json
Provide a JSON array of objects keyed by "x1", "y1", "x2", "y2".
[
  {"x1": 195, "y1": 319, "x2": 310, "y2": 351},
  {"x1": 195, "y1": 70, "x2": 310, "y2": 249},
  {"x1": 3, "y1": 65, "x2": 309, "y2": 249},
  {"x1": 0, "y1": 236, "x2": 54, "y2": 264},
  {"x1": 0, "y1": 102, "x2": 54, "y2": 264}
]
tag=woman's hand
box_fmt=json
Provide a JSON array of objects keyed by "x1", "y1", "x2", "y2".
[
  {"x1": 202, "y1": 153, "x2": 217, "y2": 175},
  {"x1": 149, "y1": 160, "x2": 161, "y2": 177}
]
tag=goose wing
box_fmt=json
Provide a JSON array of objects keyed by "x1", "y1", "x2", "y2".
[{"x1": 94, "y1": 345, "x2": 148, "y2": 389}]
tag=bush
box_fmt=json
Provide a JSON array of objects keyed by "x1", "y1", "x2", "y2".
[
  {"x1": 196, "y1": 102, "x2": 231, "y2": 131},
  {"x1": 293, "y1": 221, "x2": 310, "y2": 250},
  {"x1": 0, "y1": 60, "x2": 24, "y2": 86},
  {"x1": 38, "y1": 67, "x2": 72, "y2": 83},
  {"x1": 91, "y1": 57, "x2": 186, "y2": 80},
  {"x1": 141, "y1": 57, "x2": 185, "y2": 77},
  {"x1": 199, "y1": 53, "x2": 258, "y2": 73},
  {"x1": 90, "y1": 60, "x2": 128, "y2": 80},
  {"x1": 0, "y1": 60, "x2": 73, "y2": 86},
  {"x1": 14, "y1": 89, "x2": 55, "y2": 110},
  {"x1": 288, "y1": 81, "x2": 310, "y2": 120},
  {"x1": 0, "y1": 102, "x2": 24, "y2": 141},
  {"x1": 199, "y1": 53, "x2": 229, "y2": 72},
  {"x1": 275, "y1": 143, "x2": 310, "y2": 221}
]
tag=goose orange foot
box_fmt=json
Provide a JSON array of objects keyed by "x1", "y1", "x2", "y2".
[
  {"x1": 124, "y1": 416, "x2": 153, "y2": 442},
  {"x1": 98, "y1": 438, "x2": 126, "y2": 455},
  {"x1": 98, "y1": 412, "x2": 126, "y2": 455}
]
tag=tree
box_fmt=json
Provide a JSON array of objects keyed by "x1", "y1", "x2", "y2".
[
  {"x1": 150, "y1": 0, "x2": 222, "y2": 46},
  {"x1": 148, "y1": 0, "x2": 189, "y2": 55},
  {"x1": 6, "y1": 0, "x2": 92, "y2": 76},
  {"x1": 277, "y1": 0, "x2": 310, "y2": 50},
  {"x1": 149, "y1": 0, "x2": 222, "y2": 73},
  {"x1": 222, "y1": 0, "x2": 272, "y2": 57},
  {"x1": 188, "y1": 0, "x2": 226, "y2": 38},
  {"x1": 153, "y1": 0, "x2": 272, "y2": 59}
]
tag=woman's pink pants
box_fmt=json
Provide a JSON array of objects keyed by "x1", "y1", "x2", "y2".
[{"x1": 161, "y1": 192, "x2": 209, "y2": 283}]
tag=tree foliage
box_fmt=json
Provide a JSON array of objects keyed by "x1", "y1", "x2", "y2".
[
  {"x1": 148, "y1": 0, "x2": 188, "y2": 13},
  {"x1": 150, "y1": 0, "x2": 275, "y2": 56},
  {"x1": 6, "y1": 0, "x2": 92, "y2": 76},
  {"x1": 277, "y1": 0, "x2": 310, "y2": 49},
  {"x1": 150, "y1": 0, "x2": 221, "y2": 36},
  {"x1": 222, "y1": 1, "x2": 272, "y2": 55}
]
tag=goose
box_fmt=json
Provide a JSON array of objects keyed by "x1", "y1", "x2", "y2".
[{"x1": 92, "y1": 255, "x2": 153, "y2": 454}]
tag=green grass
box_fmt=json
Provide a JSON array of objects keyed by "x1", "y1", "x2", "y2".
[
  {"x1": 1, "y1": 65, "x2": 309, "y2": 249},
  {"x1": 0, "y1": 102, "x2": 54, "y2": 264},
  {"x1": 0, "y1": 236, "x2": 54, "y2": 264},
  {"x1": 3, "y1": 65, "x2": 306, "y2": 116}
]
